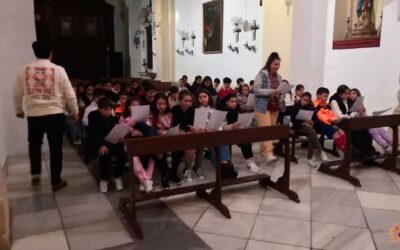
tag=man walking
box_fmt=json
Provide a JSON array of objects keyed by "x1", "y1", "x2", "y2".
[{"x1": 13, "y1": 41, "x2": 78, "y2": 191}]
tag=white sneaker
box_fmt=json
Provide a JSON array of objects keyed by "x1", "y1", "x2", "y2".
[
  {"x1": 139, "y1": 183, "x2": 145, "y2": 192},
  {"x1": 144, "y1": 180, "x2": 153, "y2": 193},
  {"x1": 183, "y1": 169, "x2": 193, "y2": 182},
  {"x1": 265, "y1": 155, "x2": 277, "y2": 163},
  {"x1": 308, "y1": 159, "x2": 319, "y2": 168},
  {"x1": 114, "y1": 178, "x2": 123, "y2": 191},
  {"x1": 194, "y1": 168, "x2": 205, "y2": 180},
  {"x1": 100, "y1": 180, "x2": 108, "y2": 194},
  {"x1": 321, "y1": 151, "x2": 328, "y2": 162},
  {"x1": 246, "y1": 158, "x2": 260, "y2": 174}
]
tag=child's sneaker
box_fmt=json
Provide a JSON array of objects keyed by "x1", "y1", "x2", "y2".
[
  {"x1": 246, "y1": 158, "x2": 260, "y2": 173},
  {"x1": 139, "y1": 183, "x2": 145, "y2": 192},
  {"x1": 265, "y1": 155, "x2": 277, "y2": 163},
  {"x1": 320, "y1": 151, "x2": 328, "y2": 162},
  {"x1": 183, "y1": 169, "x2": 193, "y2": 182},
  {"x1": 114, "y1": 178, "x2": 123, "y2": 191},
  {"x1": 308, "y1": 159, "x2": 319, "y2": 168},
  {"x1": 100, "y1": 180, "x2": 108, "y2": 194},
  {"x1": 144, "y1": 180, "x2": 153, "y2": 193},
  {"x1": 194, "y1": 168, "x2": 205, "y2": 180}
]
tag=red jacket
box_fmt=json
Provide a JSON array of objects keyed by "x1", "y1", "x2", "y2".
[{"x1": 218, "y1": 87, "x2": 236, "y2": 100}]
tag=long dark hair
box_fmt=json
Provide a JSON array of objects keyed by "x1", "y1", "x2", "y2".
[
  {"x1": 195, "y1": 89, "x2": 215, "y2": 108},
  {"x1": 122, "y1": 97, "x2": 140, "y2": 118},
  {"x1": 150, "y1": 93, "x2": 170, "y2": 128},
  {"x1": 193, "y1": 75, "x2": 202, "y2": 85},
  {"x1": 262, "y1": 52, "x2": 281, "y2": 71},
  {"x1": 350, "y1": 88, "x2": 361, "y2": 97},
  {"x1": 201, "y1": 76, "x2": 213, "y2": 88}
]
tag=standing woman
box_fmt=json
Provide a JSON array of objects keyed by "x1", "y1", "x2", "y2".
[{"x1": 254, "y1": 52, "x2": 283, "y2": 162}]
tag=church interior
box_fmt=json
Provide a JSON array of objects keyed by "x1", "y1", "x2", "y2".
[{"x1": 1, "y1": 0, "x2": 400, "y2": 249}]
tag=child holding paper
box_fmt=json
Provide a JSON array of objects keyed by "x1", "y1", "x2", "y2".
[
  {"x1": 148, "y1": 94, "x2": 174, "y2": 188},
  {"x1": 194, "y1": 90, "x2": 237, "y2": 180},
  {"x1": 329, "y1": 85, "x2": 377, "y2": 158},
  {"x1": 114, "y1": 92, "x2": 128, "y2": 117},
  {"x1": 350, "y1": 88, "x2": 393, "y2": 153},
  {"x1": 171, "y1": 90, "x2": 197, "y2": 184},
  {"x1": 222, "y1": 94, "x2": 260, "y2": 173},
  {"x1": 88, "y1": 98, "x2": 126, "y2": 193},
  {"x1": 291, "y1": 92, "x2": 328, "y2": 166},
  {"x1": 237, "y1": 84, "x2": 254, "y2": 113},
  {"x1": 313, "y1": 87, "x2": 347, "y2": 152}
]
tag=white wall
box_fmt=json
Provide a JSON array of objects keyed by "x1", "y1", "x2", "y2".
[
  {"x1": 0, "y1": 0, "x2": 36, "y2": 160},
  {"x1": 174, "y1": 0, "x2": 264, "y2": 85},
  {"x1": 323, "y1": 0, "x2": 400, "y2": 112}
]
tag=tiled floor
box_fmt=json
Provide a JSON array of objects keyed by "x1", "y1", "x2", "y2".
[{"x1": 5, "y1": 141, "x2": 400, "y2": 249}]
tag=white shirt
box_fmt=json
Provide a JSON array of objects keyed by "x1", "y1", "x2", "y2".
[
  {"x1": 82, "y1": 101, "x2": 98, "y2": 126},
  {"x1": 330, "y1": 100, "x2": 357, "y2": 119},
  {"x1": 13, "y1": 59, "x2": 78, "y2": 117}
]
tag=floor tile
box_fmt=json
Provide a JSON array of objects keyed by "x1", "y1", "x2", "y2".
[
  {"x1": 222, "y1": 193, "x2": 263, "y2": 214},
  {"x1": 196, "y1": 232, "x2": 247, "y2": 250},
  {"x1": 250, "y1": 215, "x2": 311, "y2": 248},
  {"x1": 267, "y1": 172, "x2": 311, "y2": 201},
  {"x1": 60, "y1": 199, "x2": 118, "y2": 228},
  {"x1": 363, "y1": 208, "x2": 400, "y2": 231},
  {"x1": 357, "y1": 191, "x2": 400, "y2": 211},
  {"x1": 259, "y1": 197, "x2": 310, "y2": 221},
  {"x1": 311, "y1": 173, "x2": 355, "y2": 190},
  {"x1": 312, "y1": 203, "x2": 367, "y2": 228},
  {"x1": 372, "y1": 231, "x2": 400, "y2": 250},
  {"x1": 7, "y1": 180, "x2": 53, "y2": 200},
  {"x1": 65, "y1": 218, "x2": 133, "y2": 250},
  {"x1": 246, "y1": 240, "x2": 309, "y2": 250},
  {"x1": 312, "y1": 222, "x2": 375, "y2": 250},
  {"x1": 356, "y1": 178, "x2": 400, "y2": 195},
  {"x1": 311, "y1": 187, "x2": 360, "y2": 207},
  {"x1": 166, "y1": 204, "x2": 207, "y2": 229},
  {"x1": 164, "y1": 192, "x2": 210, "y2": 208},
  {"x1": 11, "y1": 193, "x2": 57, "y2": 216},
  {"x1": 195, "y1": 208, "x2": 256, "y2": 239},
  {"x1": 12, "y1": 209, "x2": 62, "y2": 239},
  {"x1": 223, "y1": 182, "x2": 266, "y2": 197},
  {"x1": 351, "y1": 167, "x2": 392, "y2": 181},
  {"x1": 55, "y1": 188, "x2": 107, "y2": 207},
  {"x1": 12, "y1": 230, "x2": 69, "y2": 250}
]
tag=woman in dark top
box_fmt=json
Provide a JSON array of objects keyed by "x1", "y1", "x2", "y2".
[{"x1": 200, "y1": 76, "x2": 217, "y2": 96}]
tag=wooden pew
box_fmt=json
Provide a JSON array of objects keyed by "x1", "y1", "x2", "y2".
[
  {"x1": 119, "y1": 126, "x2": 300, "y2": 239},
  {"x1": 318, "y1": 115, "x2": 400, "y2": 186}
]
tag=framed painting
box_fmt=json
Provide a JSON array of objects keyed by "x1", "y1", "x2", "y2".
[
  {"x1": 203, "y1": 0, "x2": 223, "y2": 54},
  {"x1": 332, "y1": 0, "x2": 383, "y2": 49}
]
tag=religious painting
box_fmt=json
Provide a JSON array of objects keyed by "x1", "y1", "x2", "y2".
[
  {"x1": 333, "y1": 0, "x2": 383, "y2": 49},
  {"x1": 203, "y1": 0, "x2": 224, "y2": 54}
]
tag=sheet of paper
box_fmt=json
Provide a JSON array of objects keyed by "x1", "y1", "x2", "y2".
[
  {"x1": 349, "y1": 96, "x2": 364, "y2": 113},
  {"x1": 277, "y1": 83, "x2": 295, "y2": 94},
  {"x1": 295, "y1": 109, "x2": 314, "y2": 121},
  {"x1": 372, "y1": 108, "x2": 392, "y2": 116},
  {"x1": 194, "y1": 107, "x2": 210, "y2": 129},
  {"x1": 238, "y1": 112, "x2": 255, "y2": 128},
  {"x1": 104, "y1": 124, "x2": 130, "y2": 144},
  {"x1": 131, "y1": 105, "x2": 150, "y2": 122},
  {"x1": 207, "y1": 110, "x2": 227, "y2": 130},
  {"x1": 164, "y1": 124, "x2": 180, "y2": 136},
  {"x1": 246, "y1": 94, "x2": 255, "y2": 107}
]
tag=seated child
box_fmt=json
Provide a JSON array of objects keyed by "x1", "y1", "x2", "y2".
[
  {"x1": 194, "y1": 90, "x2": 238, "y2": 180},
  {"x1": 237, "y1": 84, "x2": 254, "y2": 113},
  {"x1": 148, "y1": 94, "x2": 174, "y2": 188},
  {"x1": 313, "y1": 87, "x2": 347, "y2": 151},
  {"x1": 120, "y1": 97, "x2": 158, "y2": 193},
  {"x1": 291, "y1": 92, "x2": 328, "y2": 166},
  {"x1": 114, "y1": 92, "x2": 128, "y2": 117},
  {"x1": 217, "y1": 77, "x2": 236, "y2": 108},
  {"x1": 140, "y1": 82, "x2": 157, "y2": 105},
  {"x1": 350, "y1": 88, "x2": 393, "y2": 153},
  {"x1": 168, "y1": 86, "x2": 179, "y2": 109},
  {"x1": 83, "y1": 88, "x2": 106, "y2": 127},
  {"x1": 294, "y1": 84, "x2": 305, "y2": 104},
  {"x1": 88, "y1": 98, "x2": 126, "y2": 193},
  {"x1": 222, "y1": 94, "x2": 260, "y2": 173}
]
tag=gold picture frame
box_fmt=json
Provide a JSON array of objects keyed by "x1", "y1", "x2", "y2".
[{"x1": 202, "y1": 0, "x2": 224, "y2": 54}]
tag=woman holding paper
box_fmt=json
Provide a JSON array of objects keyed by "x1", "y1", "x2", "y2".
[{"x1": 253, "y1": 52, "x2": 285, "y2": 162}]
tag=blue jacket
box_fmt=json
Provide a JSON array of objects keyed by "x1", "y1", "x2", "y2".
[{"x1": 253, "y1": 69, "x2": 284, "y2": 113}]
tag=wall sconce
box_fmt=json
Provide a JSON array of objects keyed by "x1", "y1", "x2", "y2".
[
  {"x1": 285, "y1": 0, "x2": 293, "y2": 15},
  {"x1": 227, "y1": 44, "x2": 239, "y2": 54},
  {"x1": 176, "y1": 49, "x2": 184, "y2": 56},
  {"x1": 185, "y1": 48, "x2": 194, "y2": 56},
  {"x1": 244, "y1": 42, "x2": 256, "y2": 53},
  {"x1": 190, "y1": 31, "x2": 196, "y2": 47}
]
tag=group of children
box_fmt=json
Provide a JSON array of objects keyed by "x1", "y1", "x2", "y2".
[{"x1": 73, "y1": 76, "x2": 393, "y2": 194}]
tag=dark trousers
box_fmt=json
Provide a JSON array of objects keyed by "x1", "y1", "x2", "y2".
[
  {"x1": 238, "y1": 143, "x2": 253, "y2": 159},
  {"x1": 156, "y1": 154, "x2": 169, "y2": 179},
  {"x1": 351, "y1": 130, "x2": 375, "y2": 155},
  {"x1": 171, "y1": 151, "x2": 183, "y2": 176},
  {"x1": 296, "y1": 126, "x2": 322, "y2": 159},
  {"x1": 98, "y1": 144, "x2": 126, "y2": 181},
  {"x1": 28, "y1": 113, "x2": 65, "y2": 185}
]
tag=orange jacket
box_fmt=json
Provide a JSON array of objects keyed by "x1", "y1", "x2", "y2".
[{"x1": 313, "y1": 99, "x2": 336, "y2": 125}]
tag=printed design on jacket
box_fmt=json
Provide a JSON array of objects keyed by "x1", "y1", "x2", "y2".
[{"x1": 25, "y1": 66, "x2": 56, "y2": 100}]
